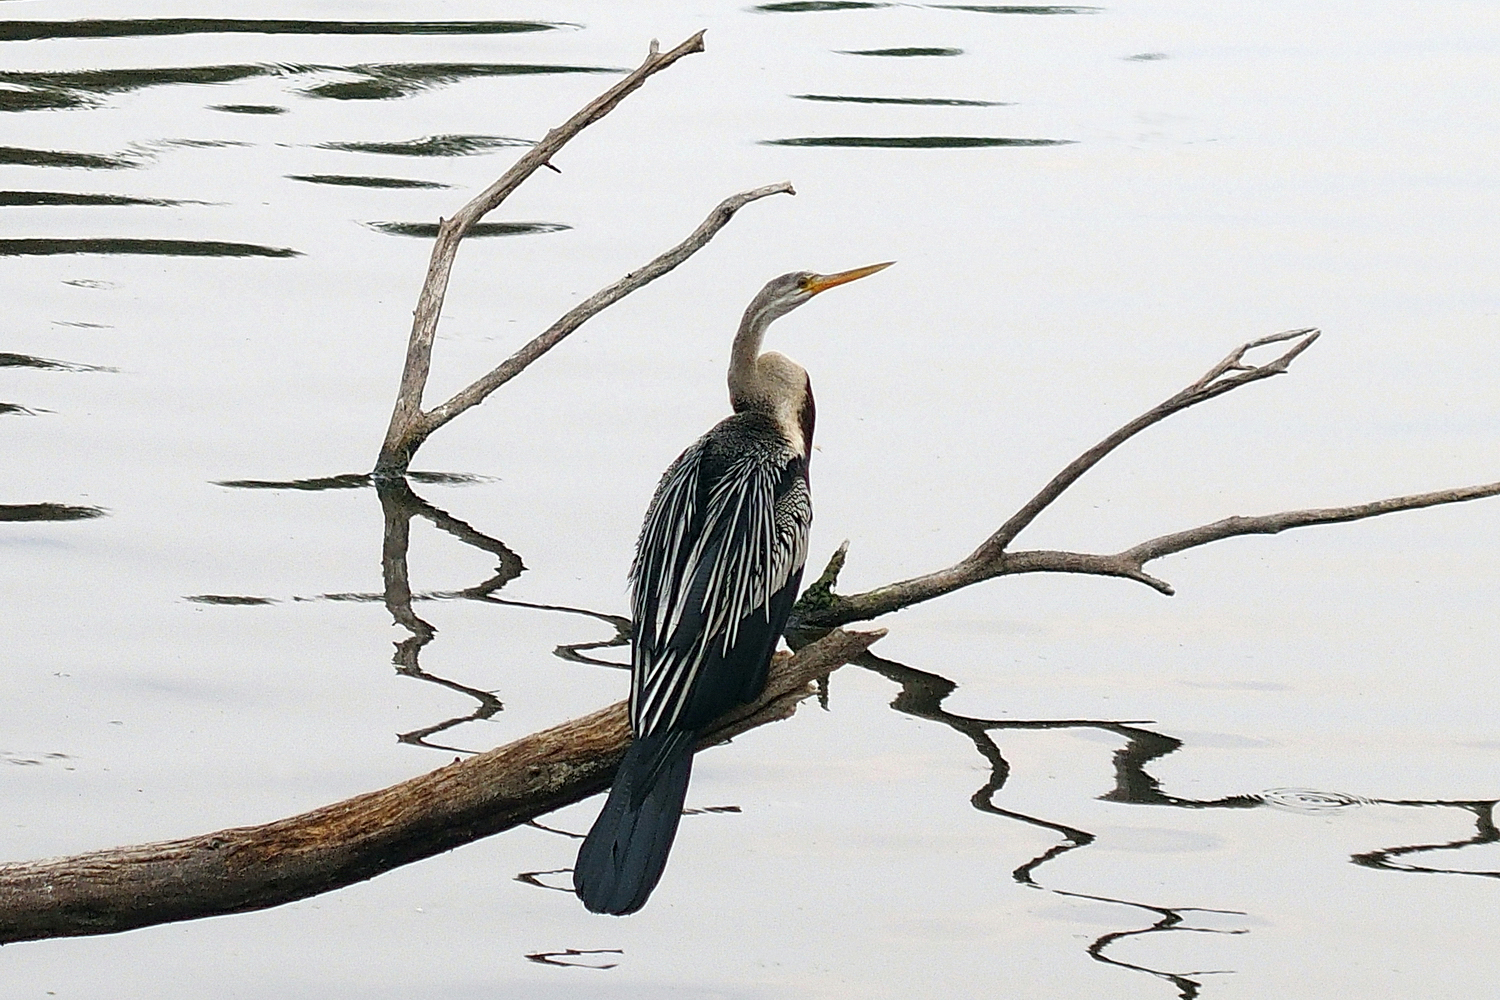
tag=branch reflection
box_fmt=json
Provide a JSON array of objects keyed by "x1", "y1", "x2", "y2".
[{"x1": 854, "y1": 651, "x2": 1499, "y2": 995}]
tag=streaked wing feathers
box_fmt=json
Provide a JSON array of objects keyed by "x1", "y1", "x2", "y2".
[{"x1": 629, "y1": 419, "x2": 810, "y2": 737}]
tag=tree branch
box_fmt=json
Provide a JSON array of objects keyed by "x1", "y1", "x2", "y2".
[
  {"x1": 0, "y1": 627, "x2": 883, "y2": 945},
  {"x1": 419, "y1": 181, "x2": 796, "y2": 440},
  {"x1": 373, "y1": 31, "x2": 794, "y2": 476},
  {"x1": 974, "y1": 327, "x2": 1319, "y2": 561},
  {"x1": 379, "y1": 33, "x2": 711, "y2": 475},
  {"x1": 794, "y1": 329, "x2": 1500, "y2": 628}
]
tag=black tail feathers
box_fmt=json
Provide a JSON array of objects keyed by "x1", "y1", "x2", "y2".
[{"x1": 574, "y1": 729, "x2": 697, "y2": 915}]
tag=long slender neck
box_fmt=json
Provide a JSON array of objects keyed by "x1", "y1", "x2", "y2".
[
  {"x1": 727, "y1": 301, "x2": 775, "y2": 413},
  {"x1": 724, "y1": 303, "x2": 813, "y2": 456}
]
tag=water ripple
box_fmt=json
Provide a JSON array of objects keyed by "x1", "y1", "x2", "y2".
[
  {"x1": 793, "y1": 93, "x2": 1011, "y2": 106},
  {"x1": 764, "y1": 135, "x2": 1073, "y2": 148},
  {"x1": 317, "y1": 135, "x2": 531, "y2": 157},
  {"x1": 0, "y1": 19, "x2": 572, "y2": 42},
  {"x1": 1257, "y1": 788, "x2": 1370, "y2": 813},
  {"x1": 0, "y1": 239, "x2": 299, "y2": 258},
  {"x1": 286, "y1": 174, "x2": 450, "y2": 189},
  {"x1": 364, "y1": 221, "x2": 569, "y2": 239},
  {"x1": 0, "y1": 503, "x2": 107, "y2": 522}
]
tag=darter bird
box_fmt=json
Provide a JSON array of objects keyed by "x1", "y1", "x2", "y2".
[{"x1": 573, "y1": 261, "x2": 894, "y2": 915}]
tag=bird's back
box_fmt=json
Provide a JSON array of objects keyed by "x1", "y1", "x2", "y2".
[{"x1": 630, "y1": 410, "x2": 811, "y2": 736}]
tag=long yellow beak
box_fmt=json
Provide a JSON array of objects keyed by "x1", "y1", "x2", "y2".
[{"x1": 803, "y1": 260, "x2": 895, "y2": 295}]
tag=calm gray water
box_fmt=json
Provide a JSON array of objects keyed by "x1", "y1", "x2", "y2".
[{"x1": 4, "y1": 1, "x2": 1500, "y2": 996}]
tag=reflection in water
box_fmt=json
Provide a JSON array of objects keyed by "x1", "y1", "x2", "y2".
[
  {"x1": 0, "y1": 503, "x2": 107, "y2": 522},
  {"x1": 1055, "y1": 889, "x2": 1245, "y2": 1000},
  {"x1": 793, "y1": 93, "x2": 1011, "y2": 106},
  {"x1": 928, "y1": 4, "x2": 1100, "y2": 12},
  {"x1": 839, "y1": 47, "x2": 965, "y2": 57},
  {"x1": 0, "y1": 62, "x2": 614, "y2": 114},
  {"x1": 847, "y1": 650, "x2": 1500, "y2": 993},
  {"x1": 753, "y1": 1, "x2": 1094, "y2": 9},
  {"x1": 364, "y1": 221, "x2": 570, "y2": 239},
  {"x1": 1355, "y1": 800, "x2": 1500, "y2": 879},
  {"x1": 753, "y1": 2, "x2": 894, "y2": 11},
  {"x1": 215, "y1": 471, "x2": 490, "y2": 490},
  {"x1": 211, "y1": 104, "x2": 286, "y2": 115},
  {"x1": 0, "y1": 146, "x2": 136, "y2": 169},
  {"x1": 286, "y1": 174, "x2": 450, "y2": 189},
  {"x1": 0, "y1": 19, "x2": 570, "y2": 43},
  {"x1": 0, "y1": 191, "x2": 193, "y2": 207},
  {"x1": 763, "y1": 135, "x2": 1072, "y2": 148},
  {"x1": 0, "y1": 352, "x2": 113, "y2": 372},
  {"x1": 300, "y1": 63, "x2": 617, "y2": 102},
  {"x1": 0, "y1": 65, "x2": 273, "y2": 112},
  {"x1": 377, "y1": 478, "x2": 522, "y2": 753},
  {"x1": 0, "y1": 239, "x2": 300, "y2": 258},
  {"x1": 524, "y1": 948, "x2": 623, "y2": 970},
  {"x1": 515, "y1": 868, "x2": 578, "y2": 892},
  {"x1": 859, "y1": 648, "x2": 1232, "y2": 993},
  {"x1": 317, "y1": 135, "x2": 530, "y2": 157}
]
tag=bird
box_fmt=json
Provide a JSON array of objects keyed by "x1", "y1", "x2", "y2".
[{"x1": 573, "y1": 261, "x2": 894, "y2": 915}]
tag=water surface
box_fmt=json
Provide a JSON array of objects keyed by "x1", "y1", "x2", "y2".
[{"x1": 3, "y1": 1, "x2": 1499, "y2": 998}]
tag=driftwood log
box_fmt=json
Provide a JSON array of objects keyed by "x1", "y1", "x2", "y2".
[{"x1": 0, "y1": 628, "x2": 882, "y2": 944}]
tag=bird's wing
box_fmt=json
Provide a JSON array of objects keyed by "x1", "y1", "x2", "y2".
[{"x1": 629, "y1": 441, "x2": 809, "y2": 738}]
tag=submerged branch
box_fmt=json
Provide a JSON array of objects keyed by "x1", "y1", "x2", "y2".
[{"x1": 0, "y1": 628, "x2": 882, "y2": 945}]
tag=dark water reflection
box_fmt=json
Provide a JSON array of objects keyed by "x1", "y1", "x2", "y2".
[
  {"x1": 839, "y1": 46, "x2": 965, "y2": 57},
  {"x1": 846, "y1": 650, "x2": 1500, "y2": 993},
  {"x1": 210, "y1": 104, "x2": 286, "y2": 115},
  {"x1": 0, "y1": 62, "x2": 615, "y2": 113},
  {"x1": 316, "y1": 135, "x2": 531, "y2": 157},
  {"x1": 0, "y1": 146, "x2": 136, "y2": 169},
  {"x1": 0, "y1": 191, "x2": 195, "y2": 207},
  {"x1": 287, "y1": 174, "x2": 451, "y2": 189},
  {"x1": 794, "y1": 93, "x2": 1011, "y2": 106},
  {"x1": 0, "y1": 503, "x2": 107, "y2": 522},
  {"x1": 0, "y1": 19, "x2": 572, "y2": 43},
  {"x1": 0, "y1": 238, "x2": 299, "y2": 257},
  {"x1": 364, "y1": 221, "x2": 570, "y2": 240},
  {"x1": 0, "y1": 352, "x2": 113, "y2": 371},
  {"x1": 764, "y1": 135, "x2": 1072, "y2": 147}
]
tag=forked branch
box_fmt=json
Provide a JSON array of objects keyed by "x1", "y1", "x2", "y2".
[
  {"x1": 795, "y1": 329, "x2": 1500, "y2": 628},
  {"x1": 374, "y1": 31, "x2": 793, "y2": 475}
]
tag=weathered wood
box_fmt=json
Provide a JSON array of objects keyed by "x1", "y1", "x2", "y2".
[{"x1": 0, "y1": 628, "x2": 883, "y2": 944}]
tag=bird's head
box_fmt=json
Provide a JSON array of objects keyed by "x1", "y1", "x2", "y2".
[{"x1": 745, "y1": 261, "x2": 895, "y2": 327}]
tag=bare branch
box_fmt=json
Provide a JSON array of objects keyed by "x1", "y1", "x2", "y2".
[
  {"x1": 971, "y1": 328, "x2": 1319, "y2": 561},
  {"x1": 375, "y1": 32, "x2": 709, "y2": 476},
  {"x1": 791, "y1": 329, "x2": 1500, "y2": 628},
  {"x1": 0, "y1": 628, "x2": 882, "y2": 944},
  {"x1": 420, "y1": 181, "x2": 796, "y2": 439},
  {"x1": 1120, "y1": 481, "x2": 1500, "y2": 568}
]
